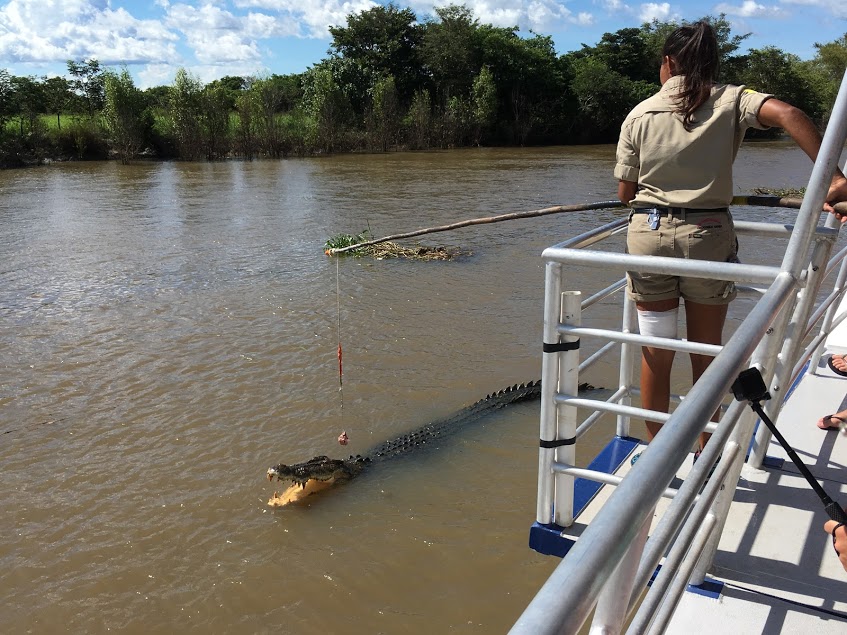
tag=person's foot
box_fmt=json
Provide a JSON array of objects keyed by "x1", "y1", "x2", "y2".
[
  {"x1": 817, "y1": 413, "x2": 847, "y2": 431},
  {"x1": 828, "y1": 354, "x2": 847, "y2": 377}
]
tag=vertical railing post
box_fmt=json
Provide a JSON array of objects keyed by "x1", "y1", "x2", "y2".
[
  {"x1": 553, "y1": 291, "x2": 582, "y2": 527},
  {"x1": 588, "y1": 507, "x2": 651, "y2": 634},
  {"x1": 618, "y1": 292, "x2": 638, "y2": 438},
  {"x1": 750, "y1": 238, "x2": 832, "y2": 467},
  {"x1": 809, "y1": 247, "x2": 847, "y2": 376},
  {"x1": 537, "y1": 261, "x2": 563, "y2": 525}
]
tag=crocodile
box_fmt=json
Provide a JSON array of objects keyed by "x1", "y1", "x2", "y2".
[{"x1": 266, "y1": 380, "x2": 596, "y2": 506}]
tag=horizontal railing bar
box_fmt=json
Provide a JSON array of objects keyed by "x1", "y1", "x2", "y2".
[
  {"x1": 551, "y1": 463, "x2": 680, "y2": 501},
  {"x1": 542, "y1": 249, "x2": 783, "y2": 285},
  {"x1": 575, "y1": 386, "x2": 630, "y2": 439},
  {"x1": 734, "y1": 219, "x2": 839, "y2": 240},
  {"x1": 582, "y1": 279, "x2": 627, "y2": 310},
  {"x1": 558, "y1": 325, "x2": 723, "y2": 357},
  {"x1": 554, "y1": 218, "x2": 628, "y2": 250},
  {"x1": 555, "y1": 395, "x2": 671, "y2": 424},
  {"x1": 579, "y1": 341, "x2": 617, "y2": 374}
]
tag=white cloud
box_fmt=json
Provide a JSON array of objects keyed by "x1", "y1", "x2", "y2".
[
  {"x1": 638, "y1": 2, "x2": 672, "y2": 22},
  {"x1": 164, "y1": 3, "x2": 258, "y2": 64},
  {"x1": 0, "y1": 0, "x2": 178, "y2": 66},
  {"x1": 779, "y1": 0, "x2": 847, "y2": 19},
  {"x1": 595, "y1": 0, "x2": 628, "y2": 11},
  {"x1": 234, "y1": 0, "x2": 376, "y2": 38},
  {"x1": 715, "y1": 1, "x2": 783, "y2": 18},
  {"x1": 574, "y1": 12, "x2": 595, "y2": 25},
  {"x1": 405, "y1": 0, "x2": 596, "y2": 32}
]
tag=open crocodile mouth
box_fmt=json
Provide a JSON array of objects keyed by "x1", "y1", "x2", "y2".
[{"x1": 268, "y1": 478, "x2": 337, "y2": 507}]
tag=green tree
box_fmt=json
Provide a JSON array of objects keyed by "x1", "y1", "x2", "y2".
[
  {"x1": 143, "y1": 85, "x2": 172, "y2": 110},
  {"x1": 438, "y1": 94, "x2": 470, "y2": 147},
  {"x1": 328, "y1": 3, "x2": 423, "y2": 106},
  {"x1": 812, "y1": 34, "x2": 847, "y2": 119},
  {"x1": 420, "y1": 4, "x2": 481, "y2": 100},
  {"x1": 169, "y1": 68, "x2": 204, "y2": 159},
  {"x1": 10, "y1": 75, "x2": 43, "y2": 136},
  {"x1": 740, "y1": 47, "x2": 819, "y2": 120},
  {"x1": 575, "y1": 28, "x2": 656, "y2": 83},
  {"x1": 569, "y1": 56, "x2": 653, "y2": 142},
  {"x1": 369, "y1": 74, "x2": 399, "y2": 151},
  {"x1": 234, "y1": 89, "x2": 257, "y2": 159},
  {"x1": 200, "y1": 82, "x2": 232, "y2": 160},
  {"x1": 471, "y1": 66, "x2": 497, "y2": 145},
  {"x1": 42, "y1": 76, "x2": 72, "y2": 129},
  {"x1": 0, "y1": 69, "x2": 13, "y2": 132},
  {"x1": 406, "y1": 88, "x2": 431, "y2": 149},
  {"x1": 303, "y1": 63, "x2": 352, "y2": 153},
  {"x1": 103, "y1": 67, "x2": 149, "y2": 163},
  {"x1": 478, "y1": 28, "x2": 568, "y2": 144},
  {"x1": 814, "y1": 34, "x2": 847, "y2": 82},
  {"x1": 251, "y1": 76, "x2": 287, "y2": 158},
  {"x1": 67, "y1": 59, "x2": 105, "y2": 117}
]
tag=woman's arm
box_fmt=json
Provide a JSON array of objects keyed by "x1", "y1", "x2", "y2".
[
  {"x1": 757, "y1": 99, "x2": 847, "y2": 215},
  {"x1": 618, "y1": 180, "x2": 637, "y2": 205}
]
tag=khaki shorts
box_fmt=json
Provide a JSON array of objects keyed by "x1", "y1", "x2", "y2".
[{"x1": 626, "y1": 209, "x2": 737, "y2": 305}]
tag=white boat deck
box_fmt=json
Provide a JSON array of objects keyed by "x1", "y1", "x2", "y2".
[{"x1": 666, "y1": 348, "x2": 847, "y2": 633}]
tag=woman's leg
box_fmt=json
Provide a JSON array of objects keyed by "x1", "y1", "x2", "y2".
[
  {"x1": 637, "y1": 298, "x2": 680, "y2": 441},
  {"x1": 684, "y1": 300, "x2": 728, "y2": 450}
]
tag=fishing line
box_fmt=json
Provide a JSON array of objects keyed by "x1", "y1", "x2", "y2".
[{"x1": 336, "y1": 256, "x2": 343, "y2": 414}]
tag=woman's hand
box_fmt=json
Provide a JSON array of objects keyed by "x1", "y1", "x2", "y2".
[
  {"x1": 826, "y1": 175, "x2": 847, "y2": 222},
  {"x1": 824, "y1": 515, "x2": 847, "y2": 572}
]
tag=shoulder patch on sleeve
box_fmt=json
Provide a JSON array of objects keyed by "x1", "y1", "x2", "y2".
[{"x1": 743, "y1": 88, "x2": 760, "y2": 95}]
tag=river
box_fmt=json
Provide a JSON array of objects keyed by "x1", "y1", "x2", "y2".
[{"x1": 0, "y1": 142, "x2": 826, "y2": 634}]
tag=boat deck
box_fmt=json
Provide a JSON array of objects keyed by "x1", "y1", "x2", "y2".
[{"x1": 663, "y1": 345, "x2": 847, "y2": 632}]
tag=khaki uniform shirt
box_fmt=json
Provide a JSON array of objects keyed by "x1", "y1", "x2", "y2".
[{"x1": 614, "y1": 76, "x2": 773, "y2": 208}]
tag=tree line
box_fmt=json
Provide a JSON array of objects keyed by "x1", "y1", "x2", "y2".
[{"x1": 1, "y1": 3, "x2": 846, "y2": 167}]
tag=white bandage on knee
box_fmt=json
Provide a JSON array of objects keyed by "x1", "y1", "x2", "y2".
[{"x1": 637, "y1": 308, "x2": 679, "y2": 339}]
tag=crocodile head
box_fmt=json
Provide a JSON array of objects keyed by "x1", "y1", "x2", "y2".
[{"x1": 267, "y1": 455, "x2": 354, "y2": 487}]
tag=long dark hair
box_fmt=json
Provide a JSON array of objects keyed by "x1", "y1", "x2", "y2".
[{"x1": 662, "y1": 21, "x2": 720, "y2": 130}]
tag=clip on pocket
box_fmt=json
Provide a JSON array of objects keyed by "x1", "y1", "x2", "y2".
[{"x1": 648, "y1": 209, "x2": 660, "y2": 230}]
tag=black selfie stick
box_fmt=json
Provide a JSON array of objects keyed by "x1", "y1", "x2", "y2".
[{"x1": 732, "y1": 367, "x2": 847, "y2": 524}]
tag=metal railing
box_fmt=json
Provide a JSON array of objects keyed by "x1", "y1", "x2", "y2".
[{"x1": 512, "y1": 70, "x2": 847, "y2": 635}]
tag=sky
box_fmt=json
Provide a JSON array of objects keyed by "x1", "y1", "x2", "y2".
[{"x1": 0, "y1": 0, "x2": 845, "y2": 89}]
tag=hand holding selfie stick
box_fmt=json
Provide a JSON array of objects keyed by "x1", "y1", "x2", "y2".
[{"x1": 732, "y1": 367, "x2": 847, "y2": 524}]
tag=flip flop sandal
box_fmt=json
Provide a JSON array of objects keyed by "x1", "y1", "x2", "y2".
[
  {"x1": 818, "y1": 414, "x2": 847, "y2": 430},
  {"x1": 827, "y1": 355, "x2": 847, "y2": 377}
]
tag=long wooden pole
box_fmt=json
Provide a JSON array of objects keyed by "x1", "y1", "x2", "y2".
[
  {"x1": 327, "y1": 200, "x2": 624, "y2": 254},
  {"x1": 732, "y1": 195, "x2": 847, "y2": 213},
  {"x1": 326, "y1": 196, "x2": 847, "y2": 255}
]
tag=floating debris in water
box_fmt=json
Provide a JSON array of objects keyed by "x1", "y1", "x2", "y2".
[
  {"x1": 324, "y1": 231, "x2": 469, "y2": 261},
  {"x1": 753, "y1": 186, "x2": 805, "y2": 198}
]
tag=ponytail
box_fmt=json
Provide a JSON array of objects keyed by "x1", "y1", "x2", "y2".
[{"x1": 662, "y1": 21, "x2": 720, "y2": 130}]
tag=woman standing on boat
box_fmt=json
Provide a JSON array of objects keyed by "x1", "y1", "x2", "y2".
[{"x1": 614, "y1": 20, "x2": 847, "y2": 456}]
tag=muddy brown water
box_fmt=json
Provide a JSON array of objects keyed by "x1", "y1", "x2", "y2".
[{"x1": 0, "y1": 143, "x2": 830, "y2": 633}]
